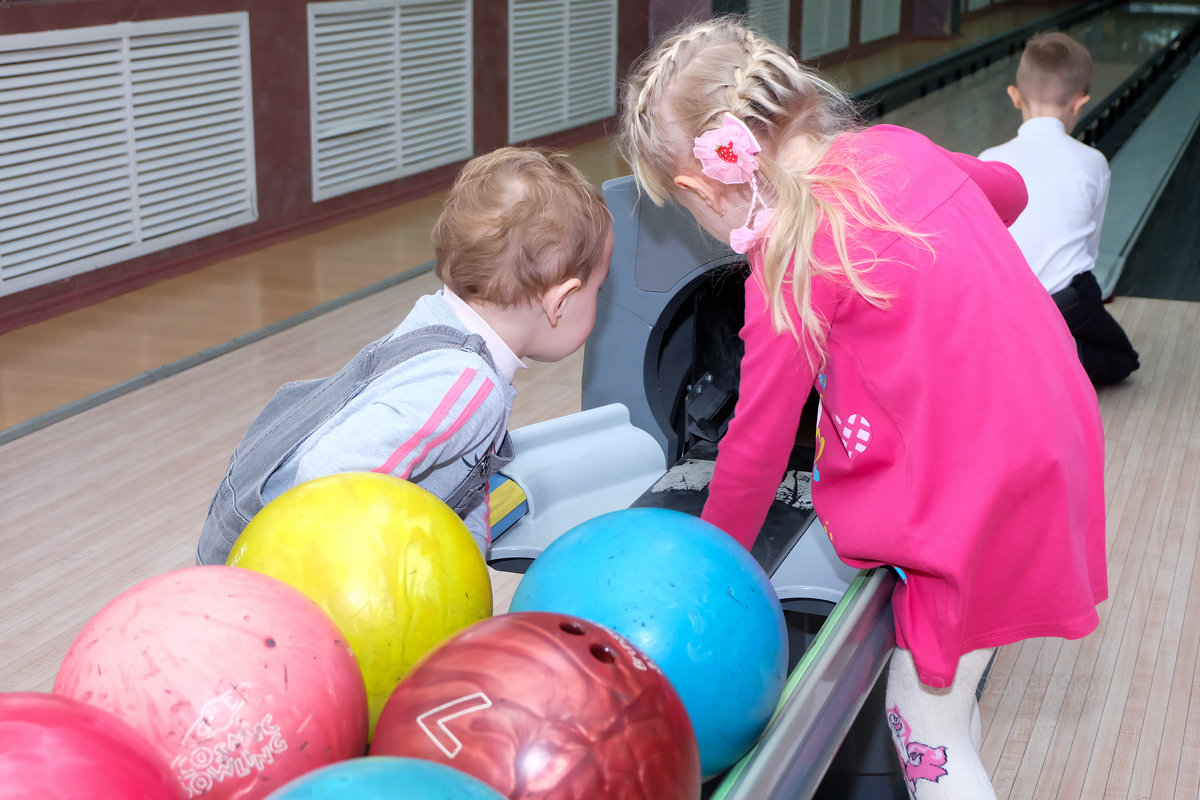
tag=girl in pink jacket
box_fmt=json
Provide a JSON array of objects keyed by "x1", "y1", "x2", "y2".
[{"x1": 619, "y1": 18, "x2": 1107, "y2": 799}]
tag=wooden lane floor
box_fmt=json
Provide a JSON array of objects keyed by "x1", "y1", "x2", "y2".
[
  {"x1": 978, "y1": 296, "x2": 1200, "y2": 800},
  {"x1": 2, "y1": 286, "x2": 1198, "y2": 798},
  {"x1": 877, "y1": 3, "x2": 1200, "y2": 156},
  {"x1": 819, "y1": 2, "x2": 1077, "y2": 90}
]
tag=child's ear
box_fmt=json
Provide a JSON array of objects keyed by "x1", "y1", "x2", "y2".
[
  {"x1": 1006, "y1": 85, "x2": 1023, "y2": 110},
  {"x1": 540, "y1": 278, "x2": 583, "y2": 327},
  {"x1": 1071, "y1": 94, "x2": 1090, "y2": 117},
  {"x1": 674, "y1": 174, "x2": 723, "y2": 215}
]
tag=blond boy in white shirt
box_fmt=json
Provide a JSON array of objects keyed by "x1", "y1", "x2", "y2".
[{"x1": 980, "y1": 31, "x2": 1139, "y2": 386}]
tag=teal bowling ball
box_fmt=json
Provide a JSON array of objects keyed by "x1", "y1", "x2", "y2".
[
  {"x1": 264, "y1": 756, "x2": 506, "y2": 799},
  {"x1": 509, "y1": 507, "x2": 788, "y2": 778}
]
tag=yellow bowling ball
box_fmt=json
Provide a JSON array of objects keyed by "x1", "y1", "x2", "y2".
[{"x1": 228, "y1": 472, "x2": 492, "y2": 735}]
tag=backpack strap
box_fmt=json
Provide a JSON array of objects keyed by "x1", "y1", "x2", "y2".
[
  {"x1": 373, "y1": 324, "x2": 495, "y2": 374},
  {"x1": 197, "y1": 324, "x2": 494, "y2": 565}
]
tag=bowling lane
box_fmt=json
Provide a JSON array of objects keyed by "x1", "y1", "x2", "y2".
[{"x1": 875, "y1": 3, "x2": 1198, "y2": 155}]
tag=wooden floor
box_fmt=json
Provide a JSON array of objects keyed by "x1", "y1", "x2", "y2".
[
  {"x1": 978, "y1": 297, "x2": 1200, "y2": 800},
  {"x1": 2, "y1": 282, "x2": 1197, "y2": 799},
  {"x1": 818, "y1": 2, "x2": 1076, "y2": 89}
]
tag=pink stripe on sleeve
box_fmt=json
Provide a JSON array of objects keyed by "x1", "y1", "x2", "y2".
[
  {"x1": 404, "y1": 379, "x2": 495, "y2": 477},
  {"x1": 372, "y1": 368, "x2": 477, "y2": 476}
]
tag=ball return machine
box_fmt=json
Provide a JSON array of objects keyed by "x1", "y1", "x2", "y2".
[{"x1": 486, "y1": 176, "x2": 905, "y2": 799}]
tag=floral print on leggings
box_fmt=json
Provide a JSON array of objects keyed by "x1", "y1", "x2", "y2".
[{"x1": 888, "y1": 705, "x2": 949, "y2": 791}]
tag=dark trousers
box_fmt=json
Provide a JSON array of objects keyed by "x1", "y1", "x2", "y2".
[{"x1": 1051, "y1": 271, "x2": 1140, "y2": 386}]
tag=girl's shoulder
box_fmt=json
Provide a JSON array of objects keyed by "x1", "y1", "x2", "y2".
[
  {"x1": 828, "y1": 124, "x2": 944, "y2": 169},
  {"x1": 819, "y1": 124, "x2": 969, "y2": 223}
]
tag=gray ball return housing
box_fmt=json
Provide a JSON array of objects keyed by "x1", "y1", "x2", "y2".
[{"x1": 487, "y1": 176, "x2": 902, "y2": 799}]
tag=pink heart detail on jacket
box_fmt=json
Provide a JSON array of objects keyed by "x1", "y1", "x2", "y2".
[{"x1": 832, "y1": 413, "x2": 872, "y2": 460}]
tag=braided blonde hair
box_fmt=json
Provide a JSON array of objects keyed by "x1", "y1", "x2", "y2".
[{"x1": 618, "y1": 17, "x2": 917, "y2": 366}]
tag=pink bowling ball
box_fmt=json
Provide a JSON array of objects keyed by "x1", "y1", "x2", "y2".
[
  {"x1": 54, "y1": 566, "x2": 368, "y2": 800},
  {"x1": 0, "y1": 691, "x2": 184, "y2": 800}
]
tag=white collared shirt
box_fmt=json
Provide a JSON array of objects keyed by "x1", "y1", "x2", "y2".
[
  {"x1": 441, "y1": 287, "x2": 526, "y2": 383},
  {"x1": 979, "y1": 117, "x2": 1110, "y2": 295}
]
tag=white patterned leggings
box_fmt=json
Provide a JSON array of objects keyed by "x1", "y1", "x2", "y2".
[{"x1": 885, "y1": 647, "x2": 998, "y2": 800}]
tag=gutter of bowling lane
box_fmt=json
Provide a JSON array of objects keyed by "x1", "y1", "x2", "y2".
[{"x1": 709, "y1": 568, "x2": 899, "y2": 800}]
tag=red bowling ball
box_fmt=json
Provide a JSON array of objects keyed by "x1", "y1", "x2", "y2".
[
  {"x1": 0, "y1": 691, "x2": 184, "y2": 800},
  {"x1": 54, "y1": 566, "x2": 369, "y2": 800},
  {"x1": 370, "y1": 611, "x2": 702, "y2": 800}
]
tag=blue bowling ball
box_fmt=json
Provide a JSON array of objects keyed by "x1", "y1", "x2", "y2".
[
  {"x1": 509, "y1": 507, "x2": 788, "y2": 778},
  {"x1": 263, "y1": 756, "x2": 506, "y2": 799}
]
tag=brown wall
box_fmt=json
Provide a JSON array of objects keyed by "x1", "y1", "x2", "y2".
[
  {"x1": 0, "y1": 0, "x2": 660, "y2": 332},
  {"x1": 650, "y1": 0, "x2": 712, "y2": 39},
  {"x1": 912, "y1": 0, "x2": 958, "y2": 38}
]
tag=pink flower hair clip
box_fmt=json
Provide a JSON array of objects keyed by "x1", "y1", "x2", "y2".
[
  {"x1": 693, "y1": 113, "x2": 773, "y2": 254},
  {"x1": 693, "y1": 113, "x2": 761, "y2": 184}
]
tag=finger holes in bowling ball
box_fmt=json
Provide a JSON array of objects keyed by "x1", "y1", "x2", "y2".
[
  {"x1": 559, "y1": 621, "x2": 586, "y2": 636},
  {"x1": 589, "y1": 644, "x2": 616, "y2": 664}
]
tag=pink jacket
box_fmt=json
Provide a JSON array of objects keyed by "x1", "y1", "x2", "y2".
[{"x1": 701, "y1": 125, "x2": 1108, "y2": 687}]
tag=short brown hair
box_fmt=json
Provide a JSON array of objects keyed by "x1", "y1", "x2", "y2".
[
  {"x1": 432, "y1": 147, "x2": 611, "y2": 307},
  {"x1": 1016, "y1": 31, "x2": 1092, "y2": 107}
]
